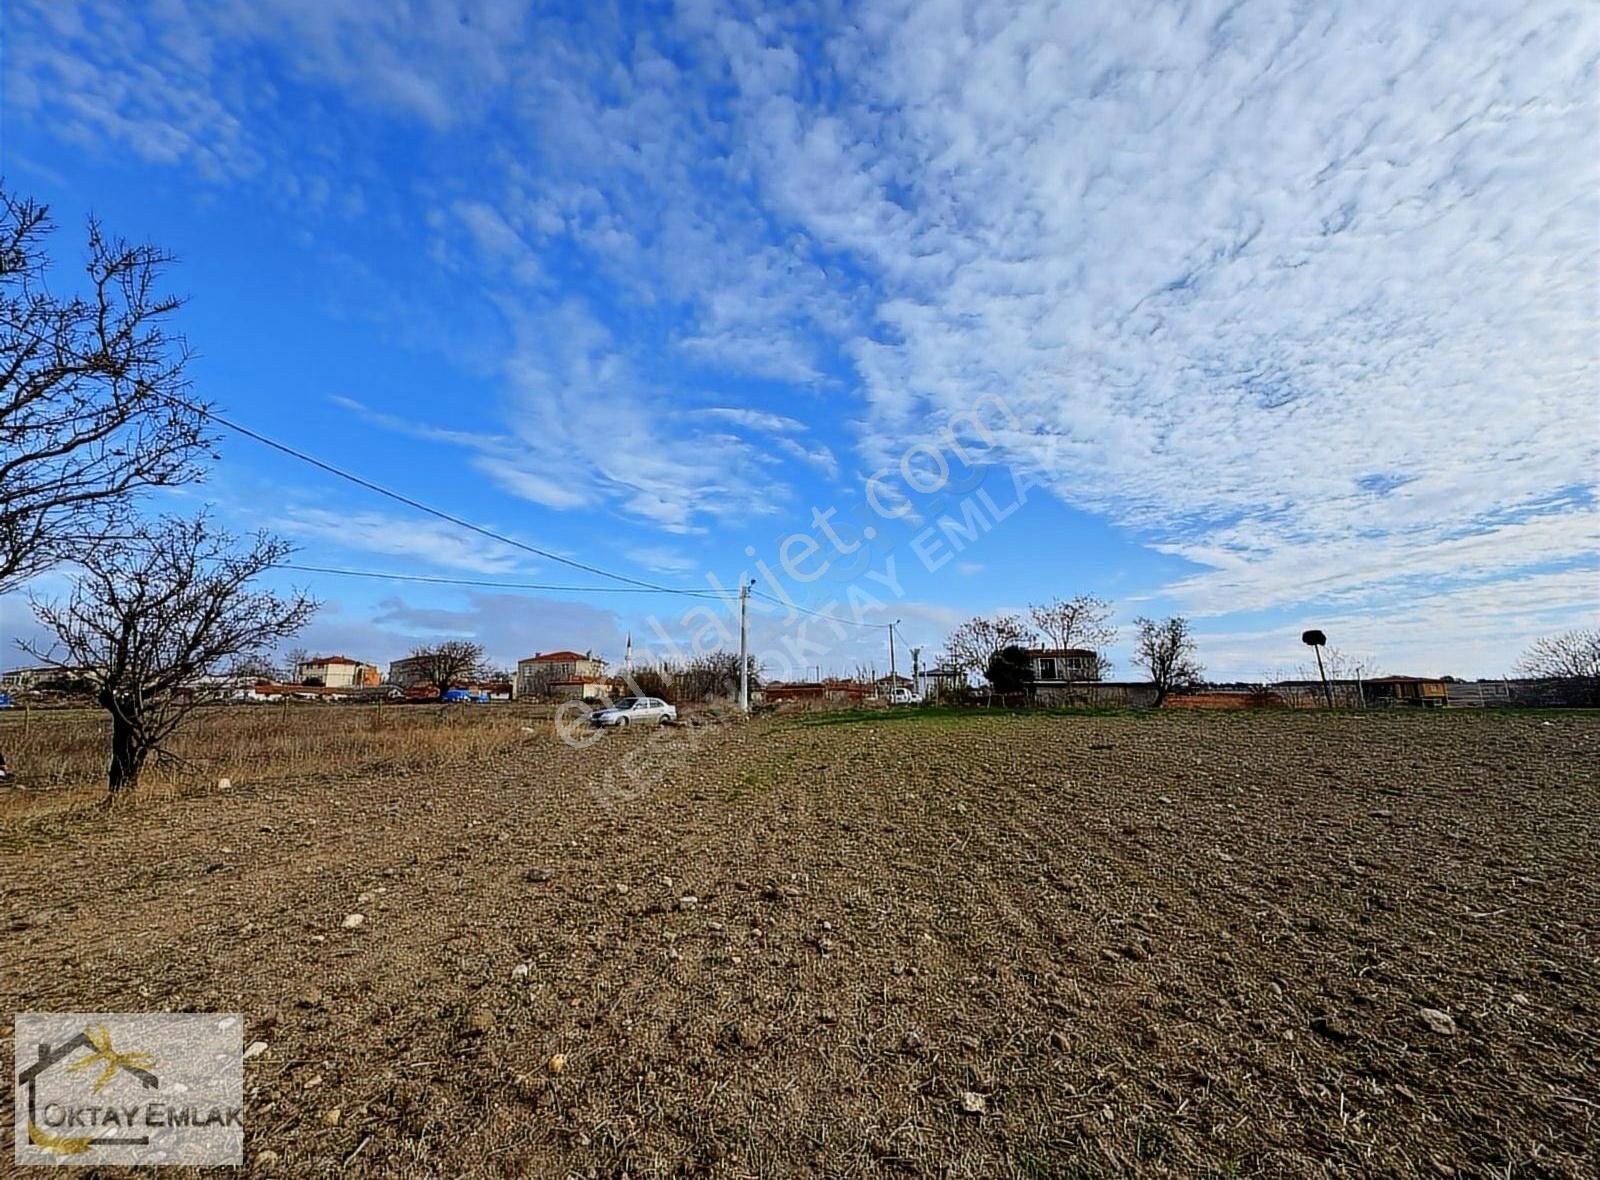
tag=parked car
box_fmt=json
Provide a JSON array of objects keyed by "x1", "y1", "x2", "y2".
[
  {"x1": 591, "y1": 696, "x2": 677, "y2": 727},
  {"x1": 887, "y1": 687, "x2": 922, "y2": 705}
]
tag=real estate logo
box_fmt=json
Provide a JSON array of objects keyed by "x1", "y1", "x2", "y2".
[{"x1": 14, "y1": 1013, "x2": 243, "y2": 1166}]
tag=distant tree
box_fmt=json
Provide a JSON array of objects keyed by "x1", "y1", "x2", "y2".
[
  {"x1": 282, "y1": 647, "x2": 310, "y2": 683},
  {"x1": 986, "y1": 644, "x2": 1036, "y2": 697},
  {"x1": 674, "y1": 651, "x2": 761, "y2": 703},
  {"x1": 406, "y1": 640, "x2": 488, "y2": 698},
  {"x1": 1133, "y1": 616, "x2": 1204, "y2": 706},
  {"x1": 1297, "y1": 646, "x2": 1374, "y2": 690},
  {"x1": 226, "y1": 654, "x2": 286, "y2": 683},
  {"x1": 1028, "y1": 595, "x2": 1117, "y2": 678},
  {"x1": 622, "y1": 665, "x2": 673, "y2": 700},
  {"x1": 944, "y1": 613, "x2": 1037, "y2": 680},
  {"x1": 22, "y1": 515, "x2": 316, "y2": 796},
  {"x1": 0, "y1": 186, "x2": 214, "y2": 591},
  {"x1": 1516, "y1": 628, "x2": 1600, "y2": 703}
]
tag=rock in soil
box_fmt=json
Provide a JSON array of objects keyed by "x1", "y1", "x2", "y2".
[
  {"x1": 1419, "y1": 1007, "x2": 1457, "y2": 1035},
  {"x1": 720, "y1": 1020, "x2": 764, "y2": 1050},
  {"x1": 1310, "y1": 1014, "x2": 1357, "y2": 1043}
]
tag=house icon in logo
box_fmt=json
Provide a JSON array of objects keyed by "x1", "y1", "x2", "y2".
[{"x1": 17, "y1": 1025, "x2": 159, "y2": 1154}]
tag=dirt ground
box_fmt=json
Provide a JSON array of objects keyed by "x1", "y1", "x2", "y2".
[{"x1": 2, "y1": 708, "x2": 1597, "y2": 1178}]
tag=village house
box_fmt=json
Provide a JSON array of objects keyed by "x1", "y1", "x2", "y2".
[
  {"x1": 1028, "y1": 647, "x2": 1103, "y2": 684},
  {"x1": 0, "y1": 666, "x2": 59, "y2": 690},
  {"x1": 385, "y1": 655, "x2": 432, "y2": 688},
  {"x1": 917, "y1": 664, "x2": 969, "y2": 702},
  {"x1": 515, "y1": 650, "x2": 608, "y2": 700},
  {"x1": 295, "y1": 655, "x2": 382, "y2": 688},
  {"x1": 1363, "y1": 675, "x2": 1449, "y2": 707}
]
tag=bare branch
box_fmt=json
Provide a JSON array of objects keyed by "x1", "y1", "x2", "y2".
[
  {"x1": 0, "y1": 183, "x2": 215, "y2": 590},
  {"x1": 406, "y1": 640, "x2": 490, "y2": 698},
  {"x1": 942, "y1": 613, "x2": 1037, "y2": 682},
  {"x1": 1027, "y1": 595, "x2": 1117, "y2": 678}
]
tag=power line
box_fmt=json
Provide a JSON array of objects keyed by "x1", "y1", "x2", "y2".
[
  {"x1": 277, "y1": 561, "x2": 724, "y2": 597},
  {"x1": 7, "y1": 316, "x2": 920, "y2": 622},
  {"x1": 2, "y1": 315, "x2": 707, "y2": 598},
  {"x1": 197, "y1": 406, "x2": 707, "y2": 595},
  {"x1": 48, "y1": 535, "x2": 725, "y2": 599},
  {"x1": 750, "y1": 588, "x2": 888, "y2": 630}
]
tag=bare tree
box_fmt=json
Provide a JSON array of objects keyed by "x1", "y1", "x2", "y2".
[
  {"x1": 674, "y1": 651, "x2": 761, "y2": 703},
  {"x1": 406, "y1": 640, "x2": 488, "y2": 698},
  {"x1": 23, "y1": 516, "x2": 316, "y2": 796},
  {"x1": 1133, "y1": 616, "x2": 1203, "y2": 706},
  {"x1": 283, "y1": 647, "x2": 311, "y2": 683},
  {"x1": 943, "y1": 613, "x2": 1037, "y2": 681},
  {"x1": 619, "y1": 664, "x2": 673, "y2": 700},
  {"x1": 1028, "y1": 595, "x2": 1117, "y2": 678},
  {"x1": 1516, "y1": 628, "x2": 1600, "y2": 702},
  {"x1": 0, "y1": 187, "x2": 214, "y2": 591},
  {"x1": 1298, "y1": 646, "x2": 1374, "y2": 685},
  {"x1": 225, "y1": 654, "x2": 287, "y2": 683}
]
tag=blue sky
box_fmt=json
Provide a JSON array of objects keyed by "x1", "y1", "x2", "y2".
[{"x1": 2, "y1": 0, "x2": 1596, "y2": 681}]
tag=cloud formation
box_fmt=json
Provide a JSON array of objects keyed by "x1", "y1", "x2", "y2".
[{"x1": 17, "y1": 0, "x2": 1598, "y2": 673}]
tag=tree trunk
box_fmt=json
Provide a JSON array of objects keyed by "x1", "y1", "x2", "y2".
[{"x1": 107, "y1": 710, "x2": 146, "y2": 795}]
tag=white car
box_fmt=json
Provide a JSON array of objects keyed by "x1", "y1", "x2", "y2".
[
  {"x1": 591, "y1": 696, "x2": 678, "y2": 727},
  {"x1": 887, "y1": 687, "x2": 922, "y2": 705}
]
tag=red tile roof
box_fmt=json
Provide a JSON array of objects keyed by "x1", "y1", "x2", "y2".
[
  {"x1": 305, "y1": 655, "x2": 364, "y2": 665},
  {"x1": 525, "y1": 650, "x2": 588, "y2": 663}
]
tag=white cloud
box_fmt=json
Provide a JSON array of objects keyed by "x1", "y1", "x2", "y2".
[
  {"x1": 22, "y1": 0, "x2": 1599, "y2": 660},
  {"x1": 696, "y1": 0, "x2": 1598, "y2": 623},
  {"x1": 273, "y1": 507, "x2": 529, "y2": 574},
  {"x1": 625, "y1": 545, "x2": 700, "y2": 575},
  {"x1": 1198, "y1": 567, "x2": 1600, "y2": 680},
  {"x1": 700, "y1": 407, "x2": 807, "y2": 434}
]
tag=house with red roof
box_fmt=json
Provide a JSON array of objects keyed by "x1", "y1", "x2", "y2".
[
  {"x1": 294, "y1": 654, "x2": 381, "y2": 688},
  {"x1": 515, "y1": 650, "x2": 608, "y2": 700}
]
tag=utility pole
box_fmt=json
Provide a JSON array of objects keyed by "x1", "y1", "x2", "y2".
[
  {"x1": 738, "y1": 579, "x2": 755, "y2": 714},
  {"x1": 888, "y1": 620, "x2": 901, "y2": 692}
]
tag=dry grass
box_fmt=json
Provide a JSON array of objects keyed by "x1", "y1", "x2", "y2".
[{"x1": 0, "y1": 702, "x2": 551, "y2": 823}]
